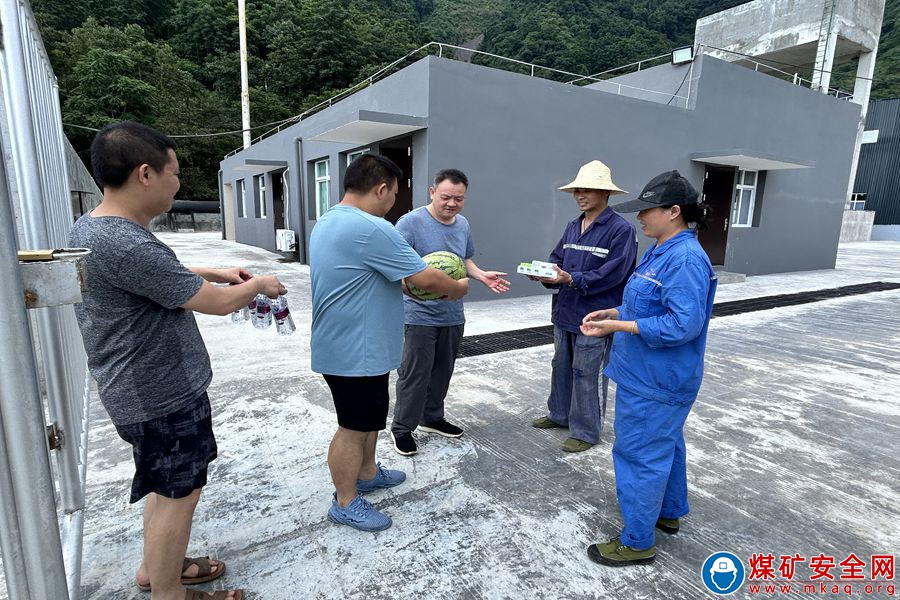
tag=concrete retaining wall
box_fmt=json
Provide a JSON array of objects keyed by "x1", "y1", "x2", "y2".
[
  {"x1": 840, "y1": 210, "x2": 875, "y2": 241},
  {"x1": 150, "y1": 213, "x2": 222, "y2": 232}
]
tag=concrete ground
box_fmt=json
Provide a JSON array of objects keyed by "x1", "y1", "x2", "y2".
[{"x1": 5, "y1": 236, "x2": 899, "y2": 599}]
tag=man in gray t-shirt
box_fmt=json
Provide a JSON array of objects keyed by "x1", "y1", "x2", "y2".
[
  {"x1": 72, "y1": 122, "x2": 284, "y2": 599},
  {"x1": 390, "y1": 169, "x2": 510, "y2": 456}
]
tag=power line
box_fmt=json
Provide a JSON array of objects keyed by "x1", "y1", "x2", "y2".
[
  {"x1": 62, "y1": 115, "x2": 301, "y2": 139},
  {"x1": 667, "y1": 65, "x2": 692, "y2": 106}
]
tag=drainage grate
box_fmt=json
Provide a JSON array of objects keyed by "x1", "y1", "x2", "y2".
[
  {"x1": 710, "y1": 281, "x2": 900, "y2": 317},
  {"x1": 458, "y1": 281, "x2": 900, "y2": 358}
]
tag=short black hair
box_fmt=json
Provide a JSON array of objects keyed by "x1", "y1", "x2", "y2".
[
  {"x1": 90, "y1": 122, "x2": 176, "y2": 189},
  {"x1": 344, "y1": 154, "x2": 402, "y2": 194},
  {"x1": 434, "y1": 168, "x2": 468, "y2": 188}
]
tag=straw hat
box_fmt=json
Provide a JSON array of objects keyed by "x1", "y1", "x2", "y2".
[{"x1": 558, "y1": 160, "x2": 627, "y2": 195}]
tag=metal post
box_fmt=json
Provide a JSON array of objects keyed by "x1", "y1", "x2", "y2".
[
  {"x1": 0, "y1": 410, "x2": 29, "y2": 600},
  {"x1": 0, "y1": 137, "x2": 70, "y2": 600},
  {"x1": 1, "y1": 0, "x2": 84, "y2": 515},
  {"x1": 238, "y1": 0, "x2": 251, "y2": 148}
]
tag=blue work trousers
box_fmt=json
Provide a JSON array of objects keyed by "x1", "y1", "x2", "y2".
[
  {"x1": 546, "y1": 327, "x2": 612, "y2": 444},
  {"x1": 613, "y1": 386, "x2": 694, "y2": 550}
]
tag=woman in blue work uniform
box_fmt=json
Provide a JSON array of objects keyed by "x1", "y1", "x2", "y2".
[{"x1": 579, "y1": 170, "x2": 717, "y2": 567}]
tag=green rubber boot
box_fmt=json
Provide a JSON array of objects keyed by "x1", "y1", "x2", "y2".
[
  {"x1": 587, "y1": 537, "x2": 657, "y2": 567},
  {"x1": 531, "y1": 416, "x2": 566, "y2": 429},
  {"x1": 656, "y1": 517, "x2": 680, "y2": 534}
]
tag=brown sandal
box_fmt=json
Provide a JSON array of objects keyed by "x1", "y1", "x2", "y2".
[
  {"x1": 137, "y1": 557, "x2": 227, "y2": 591},
  {"x1": 185, "y1": 590, "x2": 244, "y2": 600}
]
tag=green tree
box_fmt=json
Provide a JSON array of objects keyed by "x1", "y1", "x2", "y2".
[
  {"x1": 59, "y1": 19, "x2": 234, "y2": 198},
  {"x1": 29, "y1": 0, "x2": 900, "y2": 203}
]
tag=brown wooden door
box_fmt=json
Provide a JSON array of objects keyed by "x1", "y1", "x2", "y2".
[
  {"x1": 698, "y1": 166, "x2": 735, "y2": 265},
  {"x1": 380, "y1": 139, "x2": 413, "y2": 224}
]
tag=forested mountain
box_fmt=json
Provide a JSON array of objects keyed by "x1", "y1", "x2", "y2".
[{"x1": 30, "y1": 0, "x2": 900, "y2": 200}]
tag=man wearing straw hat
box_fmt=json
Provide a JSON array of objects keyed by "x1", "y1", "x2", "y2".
[{"x1": 529, "y1": 160, "x2": 637, "y2": 452}]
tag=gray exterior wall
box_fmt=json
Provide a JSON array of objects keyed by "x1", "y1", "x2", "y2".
[
  {"x1": 688, "y1": 58, "x2": 859, "y2": 274},
  {"x1": 591, "y1": 62, "x2": 695, "y2": 109},
  {"x1": 220, "y1": 59, "x2": 431, "y2": 261},
  {"x1": 424, "y1": 55, "x2": 858, "y2": 288},
  {"x1": 221, "y1": 53, "x2": 860, "y2": 299}
]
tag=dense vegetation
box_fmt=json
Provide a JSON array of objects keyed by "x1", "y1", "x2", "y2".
[{"x1": 31, "y1": 0, "x2": 900, "y2": 200}]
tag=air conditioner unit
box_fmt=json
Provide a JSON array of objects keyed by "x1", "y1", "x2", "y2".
[{"x1": 275, "y1": 229, "x2": 295, "y2": 252}]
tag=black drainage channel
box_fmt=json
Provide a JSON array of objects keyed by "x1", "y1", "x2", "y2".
[{"x1": 458, "y1": 281, "x2": 900, "y2": 358}]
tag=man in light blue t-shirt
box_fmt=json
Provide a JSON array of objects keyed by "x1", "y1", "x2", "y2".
[
  {"x1": 390, "y1": 169, "x2": 510, "y2": 456},
  {"x1": 310, "y1": 155, "x2": 469, "y2": 532}
]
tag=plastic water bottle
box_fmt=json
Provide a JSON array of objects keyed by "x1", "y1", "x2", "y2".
[
  {"x1": 252, "y1": 294, "x2": 273, "y2": 329},
  {"x1": 272, "y1": 295, "x2": 296, "y2": 336},
  {"x1": 230, "y1": 306, "x2": 250, "y2": 324},
  {"x1": 247, "y1": 296, "x2": 259, "y2": 320}
]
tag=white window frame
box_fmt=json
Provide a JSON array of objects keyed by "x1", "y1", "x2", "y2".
[
  {"x1": 257, "y1": 175, "x2": 267, "y2": 219},
  {"x1": 315, "y1": 159, "x2": 330, "y2": 219},
  {"x1": 346, "y1": 148, "x2": 368, "y2": 166},
  {"x1": 237, "y1": 179, "x2": 246, "y2": 218},
  {"x1": 731, "y1": 169, "x2": 757, "y2": 228},
  {"x1": 849, "y1": 192, "x2": 866, "y2": 211}
]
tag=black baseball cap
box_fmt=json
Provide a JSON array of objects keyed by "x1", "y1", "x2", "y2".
[{"x1": 611, "y1": 170, "x2": 699, "y2": 213}]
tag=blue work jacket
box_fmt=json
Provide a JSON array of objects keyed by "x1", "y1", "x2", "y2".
[
  {"x1": 605, "y1": 230, "x2": 717, "y2": 404},
  {"x1": 548, "y1": 207, "x2": 637, "y2": 334}
]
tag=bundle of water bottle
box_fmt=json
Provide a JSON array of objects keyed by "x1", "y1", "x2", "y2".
[{"x1": 230, "y1": 294, "x2": 295, "y2": 336}]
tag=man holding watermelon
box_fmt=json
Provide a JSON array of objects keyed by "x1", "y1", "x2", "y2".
[
  {"x1": 391, "y1": 169, "x2": 511, "y2": 456},
  {"x1": 310, "y1": 155, "x2": 469, "y2": 532}
]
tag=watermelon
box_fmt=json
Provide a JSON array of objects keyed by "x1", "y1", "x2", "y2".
[{"x1": 407, "y1": 251, "x2": 466, "y2": 301}]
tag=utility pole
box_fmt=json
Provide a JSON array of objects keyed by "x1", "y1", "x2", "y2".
[{"x1": 238, "y1": 0, "x2": 251, "y2": 149}]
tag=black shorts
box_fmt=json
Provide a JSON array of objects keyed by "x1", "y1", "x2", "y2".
[
  {"x1": 114, "y1": 392, "x2": 218, "y2": 504},
  {"x1": 323, "y1": 373, "x2": 390, "y2": 432}
]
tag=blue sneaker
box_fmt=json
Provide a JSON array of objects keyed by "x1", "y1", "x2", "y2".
[
  {"x1": 327, "y1": 493, "x2": 392, "y2": 532},
  {"x1": 356, "y1": 462, "x2": 407, "y2": 493}
]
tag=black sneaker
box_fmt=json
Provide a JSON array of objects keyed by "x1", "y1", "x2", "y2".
[
  {"x1": 392, "y1": 431, "x2": 418, "y2": 456},
  {"x1": 418, "y1": 418, "x2": 463, "y2": 438}
]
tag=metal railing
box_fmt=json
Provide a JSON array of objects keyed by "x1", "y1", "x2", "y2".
[
  {"x1": 696, "y1": 44, "x2": 854, "y2": 100},
  {"x1": 225, "y1": 39, "x2": 862, "y2": 157},
  {"x1": 566, "y1": 52, "x2": 673, "y2": 85},
  {"x1": 225, "y1": 42, "x2": 690, "y2": 156},
  {"x1": 0, "y1": 0, "x2": 92, "y2": 598}
]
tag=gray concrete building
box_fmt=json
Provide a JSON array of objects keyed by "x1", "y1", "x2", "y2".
[
  {"x1": 695, "y1": 0, "x2": 885, "y2": 205},
  {"x1": 218, "y1": 48, "x2": 861, "y2": 300}
]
